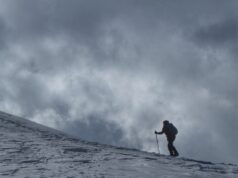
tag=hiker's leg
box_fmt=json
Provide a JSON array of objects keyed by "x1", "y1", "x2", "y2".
[
  {"x1": 171, "y1": 144, "x2": 179, "y2": 156},
  {"x1": 168, "y1": 141, "x2": 174, "y2": 156},
  {"x1": 170, "y1": 136, "x2": 179, "y2": 156},
  {"x1": 168, "y1": 136, "x2": 178, "y2": 156}
]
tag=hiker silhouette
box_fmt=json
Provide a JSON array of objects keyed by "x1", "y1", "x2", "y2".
[{"x1": 155, "y1": 120, "x2": 179, "y2": 157}]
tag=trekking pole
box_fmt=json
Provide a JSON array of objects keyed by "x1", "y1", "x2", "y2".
[{"x1": 155, "y1": 133, "x2": 160, "y2": 154}]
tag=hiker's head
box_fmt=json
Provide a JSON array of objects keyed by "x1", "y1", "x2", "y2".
[{"x1": 163, "y1": 120, "x2": 169, "y2": 125}]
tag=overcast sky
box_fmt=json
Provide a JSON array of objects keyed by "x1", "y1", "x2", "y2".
[{"x1": 0, "y1": 0, "x2": 238, "y2": 164}]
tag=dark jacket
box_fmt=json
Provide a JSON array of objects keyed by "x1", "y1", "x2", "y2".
[{"x1": 158, "y1": 123, "x2": 175, "y2": 140}]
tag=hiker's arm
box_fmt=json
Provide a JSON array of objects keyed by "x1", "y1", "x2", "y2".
[
  {"x1": 158, "y1": 127, "x2": 166, "y2": 134},
  {"x1": 157, "y1": 131, "x2": 163, "y2": 134},
  {"x1": 155, "y1": 128, "x2": 164, "y2": 135}
]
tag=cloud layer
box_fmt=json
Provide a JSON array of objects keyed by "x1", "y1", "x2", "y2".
[{"x1": 0, "y1": 0, "x2": 238, "y2": 163}]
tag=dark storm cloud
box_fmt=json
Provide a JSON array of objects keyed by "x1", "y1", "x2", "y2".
[
  {"x1": 0, "y1": 17, "x2": 7, "y2": 50},
  {"x1": 193, "y1": 19, "x2": 238, "y2": 47},
  {"x1": 62, "y1": 115, "x2": 125, "y2": 146},
  {"x1": 0, "y1": 0, "x2": 238, "y2": 164},
  {"x1": 4, "y1": 0, "x2": 112, "y2": 37}
]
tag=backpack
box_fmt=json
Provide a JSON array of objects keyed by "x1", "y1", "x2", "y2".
[{"x1": 169, "y1": 123, "x2": 178, "y2": 135}]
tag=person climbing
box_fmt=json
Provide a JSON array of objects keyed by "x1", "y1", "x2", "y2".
[{"x1": 155, "y1": 120, "x2": 179, "y2": 157}]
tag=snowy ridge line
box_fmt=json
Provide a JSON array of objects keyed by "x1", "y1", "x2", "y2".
[
  {"x1": 0, "y1": 111, "x2": 66, "y2": 136},
  {"x1": 0, "y1": 110, "x2": 238, "y2": 177},
  {"x1": 0, "y1": 110, "x2": 238, "y2": 166},
  {"x1": 0, "y1": 110, "x2": 237, "y2": 167},
  {"x1": 0, "y1": 110, "x2": 141, "y2": 152}
]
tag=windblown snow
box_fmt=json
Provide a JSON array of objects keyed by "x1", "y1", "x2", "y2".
[{"x1": 0, "y1": 111, "x2": 237, "y2": 178}]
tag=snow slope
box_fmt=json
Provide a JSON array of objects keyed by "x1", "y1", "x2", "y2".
[{"x1": 0, "y1": 111, "x2": 237, "y2": 178}]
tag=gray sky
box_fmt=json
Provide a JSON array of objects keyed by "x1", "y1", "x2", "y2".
[{"x1": 0, "y1": 0, "x2": 238, "y2": 164}]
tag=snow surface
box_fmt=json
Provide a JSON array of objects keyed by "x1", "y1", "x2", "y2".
[{"x1": 0, "y1": 111, "x2": 237, "y2": 178}]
